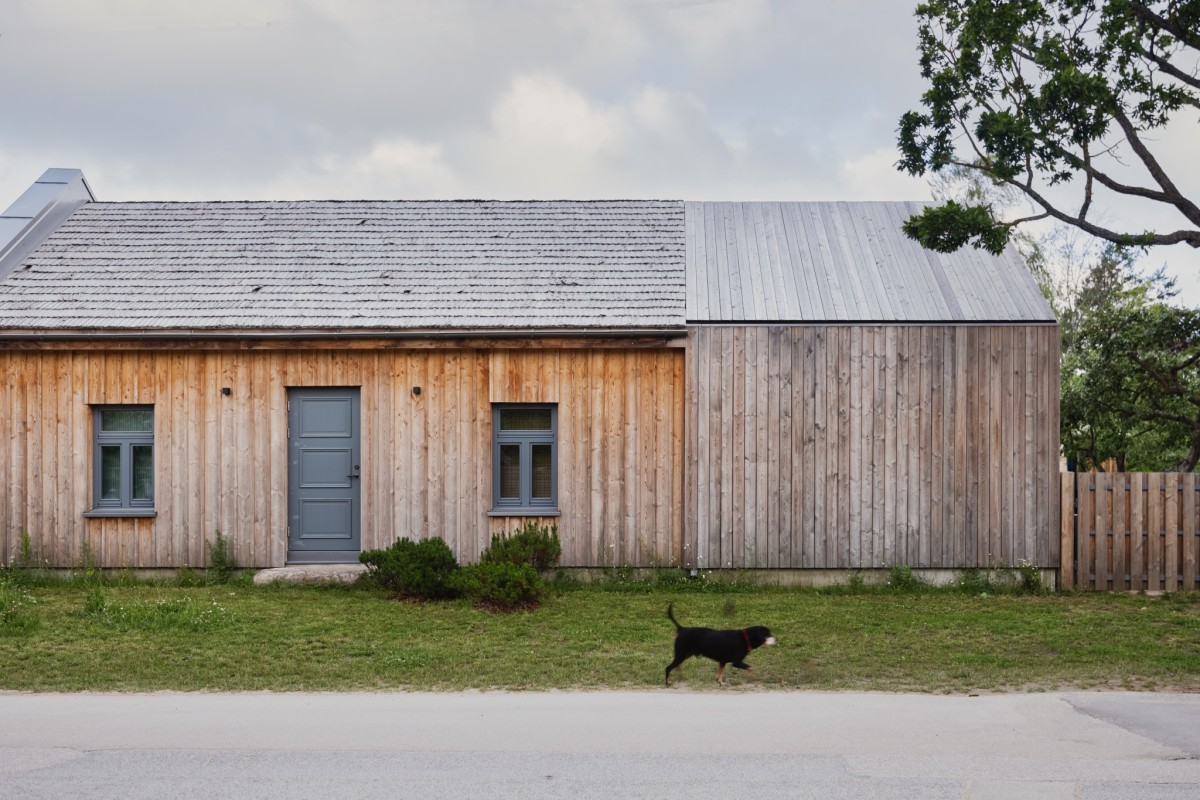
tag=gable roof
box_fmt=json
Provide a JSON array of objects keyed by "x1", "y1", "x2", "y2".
[
  {"x1": 685, "y1": 201, "x2": 1054, "y2": 323},
  {"x1": 0, "y1": 170, "x2": 1056, "y2": 336},
  {"x1": 0, "y1": 196, "x2": 685, "y2": 333}
]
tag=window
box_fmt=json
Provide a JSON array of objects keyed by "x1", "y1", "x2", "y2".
[
  {"x1": 88, "y1": 406, "x2": 155, "y2": 516},
  {"x1": 491, "y1": 404, "x2": 558, "y2": 515}
]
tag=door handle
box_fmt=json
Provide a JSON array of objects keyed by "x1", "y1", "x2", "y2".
[{"x1": 348, "y1": 465, "x2": 360, "y2": 480}]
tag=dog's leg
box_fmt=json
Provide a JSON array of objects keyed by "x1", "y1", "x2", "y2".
[
  {"x1": 665, "y1": 659, "x2": 685, "y2": 687},
  {"x1": 715, "y1": 664, "x2": 726, "y2": 684}
]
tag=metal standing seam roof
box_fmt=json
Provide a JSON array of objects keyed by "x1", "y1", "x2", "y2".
[
  {"x1": 0, "y1": 199, "x2": 687, "y2": 332},
  {"x1": 684, "y1": 201, "x2": 1056, "y2": 323}
]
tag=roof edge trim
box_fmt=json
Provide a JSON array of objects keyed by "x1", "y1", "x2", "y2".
[
  {"x1": 686, "y1": 319, "x2": 1059, "y2": 327},
  {"x1": 0, "y1": 326, "x2": 690, "y2": 341},
  {"x1": 0, "y1": 168, "x2": 95, "y2": 280}
]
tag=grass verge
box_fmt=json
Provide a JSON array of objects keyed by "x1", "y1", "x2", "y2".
[{"x1": 1, "y1": 576, "x2": 1197, "y2": 693}]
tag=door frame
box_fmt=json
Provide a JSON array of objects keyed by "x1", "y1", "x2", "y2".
[{"x1": 286, "y1": 386, "x2": 362, "y2": 564}]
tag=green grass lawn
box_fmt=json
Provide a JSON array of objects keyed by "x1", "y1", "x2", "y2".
[{"x1": 2, "y1": 576, "x2": 1198, "y2": 693}]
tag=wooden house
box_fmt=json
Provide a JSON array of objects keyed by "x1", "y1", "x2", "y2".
[
  {"x1": 684, "y1": 202, "x2": 1059, "y2": 572},
  {"x1": 0, "y1": 170, "x2": 1058, "y2": 575}
]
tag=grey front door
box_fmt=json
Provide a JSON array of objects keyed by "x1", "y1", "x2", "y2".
[{"x1": 287, "y1": 388, "x2": 361, "y2": 564}]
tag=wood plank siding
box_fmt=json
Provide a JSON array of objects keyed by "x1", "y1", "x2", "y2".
[
  {"x1": 685, "y1": 325, "x2": 1061, "y2": 570},
  {"x1": 0, "y1": 344, "x2": 684, "y2": 569}
]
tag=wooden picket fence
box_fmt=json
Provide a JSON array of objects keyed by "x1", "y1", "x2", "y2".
[{"x1": 1060, "y1": 472, "x2": 1200, "y2": 592}]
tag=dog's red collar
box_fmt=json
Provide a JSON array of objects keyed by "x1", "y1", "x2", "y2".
[{"x1": 742, "y1": 629, "x2": 752, "y2": 650}]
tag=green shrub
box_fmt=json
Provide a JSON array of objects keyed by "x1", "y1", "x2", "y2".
[
  {"x1": 452, "y1": 562, "x2": 545, "y2": 611},
  {"x1": 1017, "y1": 560, "x2": 1043, "y2": 594},
  {"x1": 886, "y1": 564, "x2": 927, "y2": 592},
  {"x1": 360, "y1": 537, "x2": 460, "y2": 599},
  {"x1": 480, "y1": 522, "x2": 562, "y2": 571},
  {"x1": 955, "y1": 567, "x2": 993, "y2": 595},
  {"x1": 77, "y1": 539, "x2": 100, "y2": 584},
  {"x1": 206, "y1": 529, "x2": 237, "y2": 583}
]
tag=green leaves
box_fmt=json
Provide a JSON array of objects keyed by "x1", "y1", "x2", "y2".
[
  {"x1": 1061, "y1": 249, "x2": 1200, "y2": 470},
  {"x1": 901, "y1": 201, "x2": 1012, "y2": 253},
  {"x1": 898, "y1": 0, "x2": 1200, "y2": 251}
]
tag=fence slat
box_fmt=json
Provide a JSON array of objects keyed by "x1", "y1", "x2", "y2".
[
  {"x1": 1060, "y1": 473, "x2": 1075, "y2": 591},
  {"x1": 1148, "y1": 475, "x2": 1163, "y2": 593},
  {"x1": 1165, "y1": 473, "x2": 1180, "y2": 592},
  {"x1": 1113, "y1": 473, "x2": 1127, "y2": 591},
  {"x1": 1077, "y1": 474, "x2": 1094, "y2": 590},
  {"x1": 1095, "y1": 472, "x2": 1110, "y2": 591},
  {"x1": 1185, "y1": 475, "x2": 1197, "y2": 591},
  {"x1": 1129, "y1": 473, "x2": 1145, "y2": 593}
]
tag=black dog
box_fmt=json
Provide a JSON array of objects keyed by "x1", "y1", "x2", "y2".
[{"x1": 664, "y1": 603, "x2": 776, "y2": 686}]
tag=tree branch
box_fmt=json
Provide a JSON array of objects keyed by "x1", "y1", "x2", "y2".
[
  {"x1": 1125, "y1": 1, "x2": 1200, "y2": 51},
  {"x1": 1135, "y1": 44, "x2": 1200, "y2": 94},
  {"x1": 1071, "y1": 153, "x2": 1179, "y2": 203},
  {"x1": 996, "y1": 171, "x2": 1200, "y2": 247},
  {"x1": 1109, "y1": 107, "x2": 1200, "y2": 229},
  {"x1": 1079, "y1": 142, "x2": 1094, "y2": 221}
]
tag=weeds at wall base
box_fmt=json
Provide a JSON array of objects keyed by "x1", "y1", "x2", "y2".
[{"x1": 814, "y1": 562, "x2": 1049, "y2": 596}]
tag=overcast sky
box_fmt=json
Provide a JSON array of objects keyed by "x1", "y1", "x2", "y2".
[{"x1": 2, "y1": 0, "x2": 1197, "y2": 304}]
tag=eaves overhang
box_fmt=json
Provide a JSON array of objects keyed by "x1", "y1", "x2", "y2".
[{"x1": 0, "y1": 325, "x2": 690, "y2": 344}]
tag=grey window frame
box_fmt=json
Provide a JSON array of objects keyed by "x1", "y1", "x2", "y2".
[
  {"x1": 86, "y1": 405, "x2": 156, "y2": 518},
  {"x1": 489, "y1": 404, "x2": 559, "y2": 516}
]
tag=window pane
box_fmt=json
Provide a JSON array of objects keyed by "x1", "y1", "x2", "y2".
[
  {"x1": 132, "y1": 445, "x2": 154, "y2": 501},
  {"x1": 500, "y1": 408, "x2": 551, "y2": 431},
  {"x1": 531, "y1": 444, "x2": 552, "y2": 499},
  {"x1": 101, "y1": 446, "x2": 122, "y2": 500},
  {"x1": 499, "y1": 444, "x2": 521, "y2": 499},
  {"x1": 101, "y1": 408, "x2": 153, "y2": 432}
]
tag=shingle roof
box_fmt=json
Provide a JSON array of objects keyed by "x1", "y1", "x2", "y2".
[
  {"x1": 0, "y1": 200, "x2": 686, "y2": 331},
  {"x1": 685, "y1": 201, "x2": 1055, "y2": 323}
]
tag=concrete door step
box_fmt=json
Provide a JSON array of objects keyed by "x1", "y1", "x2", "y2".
[{"x1": 253, "y1": 564, "x2": 368, "y2": 585}]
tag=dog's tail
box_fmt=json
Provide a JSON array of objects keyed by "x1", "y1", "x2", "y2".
[{"x1": 667, "y1": 602, "x2": 682, "y2": 631}]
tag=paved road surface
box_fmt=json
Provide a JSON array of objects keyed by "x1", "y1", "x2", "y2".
[{"x1": 2, "y1": 691, "x2": 1198, "y2": 799}]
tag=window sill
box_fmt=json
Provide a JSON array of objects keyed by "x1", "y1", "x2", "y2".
[
  {"x1": 487, "y1": 508, "x2": 561, "y2": 518},
  {"x1": 83, "y1": 508, "x2": 157, "y2": 519}
]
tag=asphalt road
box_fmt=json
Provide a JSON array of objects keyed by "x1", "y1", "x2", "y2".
[{"x1": 2, "y1": 691, "x2": 1198, "y2": 799}]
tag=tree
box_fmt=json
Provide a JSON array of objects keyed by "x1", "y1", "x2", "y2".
[
  {"x1": 897, "y1": 0, "x2": 1200, "y2": 255},
  {"x1": 1062, "y1": 250, "x2": 1200, "y2": 470}
]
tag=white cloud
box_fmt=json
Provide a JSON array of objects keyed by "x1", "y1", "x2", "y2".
[
  {"x1": 458, "y1": 74, "x2": 739, "y2": 198},
  {"x1": 13, "y1": 0, "x2": 290, "y2": 30},
  {"x1": 836, "y1": 148, "x2": 931, "y2": 202},
  {"x1": 653, "y1": 0, "x2": 774, "y2": 62},
  {"x1": 490, "y1": 74, "x2": 627, "y2": 161},
  {"x1": 262, "y1": 138, "x2": 458, "y2": 199}
]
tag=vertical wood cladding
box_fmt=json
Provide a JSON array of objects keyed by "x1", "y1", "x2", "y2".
[
  {"x1": 2, "y1": 326, "x2": 1059, "y2": 572},
  {"x1": 685, "y1": 325, "x2": 1061, "y2": 569},
  {"x1": 0, "y1": 346, "x2": 684, "y2": 569}
]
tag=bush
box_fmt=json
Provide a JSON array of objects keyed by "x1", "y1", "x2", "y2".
[
  {"x1": 459, "y1": 522, "x2": 561, "y2": 611},
  {"x1": 360, "y1": 537, "x2": 460, "y2": 599},
  {"x1": 206, "y1": 530, "x2": 237, "y2": 583},
  {"x1": 452, "y1": 562, "x2": 545, "y2": 611},
  {"x1": 480, "y1": 522, "x2": 562, "y2": 571},
  {"x1": 886, "y1": 564, "x2": 928, "y2": 593}
]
